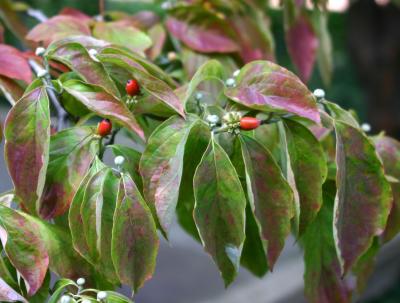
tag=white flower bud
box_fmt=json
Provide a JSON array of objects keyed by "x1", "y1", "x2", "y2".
[
  {"x1": 313, "y1": 88, "x2": 325, "y2": 99},
  {"x1": 167, "y1": 51, "x2": 177, "y2": 61},
  {"x1": 88, "y1": 49, "x2": 100, "y2": 62},
  {"x1": 114, "y1": 155, "x2": 125, "y2": 166},
  {"x1": 76, "y1": 277, "x2": 85, "y2": 286},
  {"x1": 161, "y1": 1, "x2": 172, "y2": 9},
  {"x1": 97, "y1": 291, "x2": 108, "y2": 300},
  {"x1": 37, "y1": 68, "x2": 48, "y2": 78},
  {"x1": 60, "y1": 295, "x2": 72, "y2": 303},
  {"x1": 195, "y1": 92, "x2": 203, "y2": 101},
  {"x1": 361, "y1": 123, "x2": 371, "y2": 132},
  {"x1": 225, "y1": 78, "x2": 236, "y2": 87},
  {"x1": 206, "y1": 115, "x2": 219, "y2": 124},
  {"x1": 233, "y1": 69, "x2": 240, "y2": 77},
  {"x1": 35, "y1": 47, "x2": 46, "y2": 57}
]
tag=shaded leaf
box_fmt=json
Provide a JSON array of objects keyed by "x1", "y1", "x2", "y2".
[
  {"x1": 0, "y1": 44, "x2": 32, "y2": 83},
  {"x1": 140, "y1": 115, "x2": 202, "y2": 235},
  {"x1": 166, "y1": 16, "x2": 239, "y2": 53},
  {"x1": 40, "y1": 127, "x2": 100, "y2": 219},
  {"x1": 225, "y1": 60, "x2": 320, "y2": 123},
  {"x1": 111, "y1": 173, "x2": 159, "y2": 292},
  {"x1": 284, "y1": 119, "x2": 327, "y2": 234},
  {"x1": 0, "y1": 76, "x2": 24, "y2": 106},
  {"x1": 0, "y1": 278, "x2": 28, "y2": 303},
  {"x1": 4, "y1": 87, "x2": 50, "y2": 215},
  {"x1": 26, "y1": 15, "x2": 90, "y2": 45},
  {"x1": 302, "y1": 181, "x2": 351, "y2": 303},
  {"x1": 240, "y1": 134, "x2": 294, "y2": 268},
  {"x1": 62, "y1": 80, "x2": 144, "y2": 139},
  {"x1": 194, "y1": 137, "x2": 246, "y2": 286},
  {"x1": 333, "y1": 121, "x2": 392, "y2": 274}
]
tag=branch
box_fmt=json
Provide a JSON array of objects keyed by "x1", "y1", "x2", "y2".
[{"x1": 28, "y1": 59, "x2": 68, "y2": 131}]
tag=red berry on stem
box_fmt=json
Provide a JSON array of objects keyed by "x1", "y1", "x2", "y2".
[
  {"x1": 126, "y1": 79, "x2": 140, "y2": 96},
  {"x1": 97, "y1": 119, "x2": 112, "y2": 137},
  {"x1": 240, "y1": 117, "x2": 261, "y2": 130}
]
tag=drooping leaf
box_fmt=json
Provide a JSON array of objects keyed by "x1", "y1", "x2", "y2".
[
  {"x1": 40, "y1": 127, "x2": 100, "y2": 219},
  {"x1": 373, "y1": 135, "x2": 400, "y2": 242},
  {"x1": 93, "y1": 21, "x2": 152, "y2": 53},
  {"x1": 98, "y1": 52, "x2": 184, "y2": 117},
  {"x1": 140, "y1": 115, "x2": 204, "y2": 235},
  {"x1": 283, "y1": 119, "x2": 327, "y2": 234},
  {"x1": 69, "y1": 157, "x2": 105, "y2": 261},
  {"x1": 62, "y1": 80, "x2": 144, "y2": 139},
  {"x1": 46, "y1": 42, "x2": 120, "y2": 97},
  {"x1": 4, "y1": 86, "x2": 50, "y2": 215},
  {"x1": 0, "y1": 44, "x2": 32, "y2": 83},
  {"x1": 166, "y1": 17, "x2": 239, "y2": 53},
  {"x1": 80, "y1": 168, "x2": 119, "y2": 283},
  {"x1": 0, "y1": 278, "x2": 28, "y2": 303},
  {"x1": 285, "y1": 14, "x2": 318, "y2": 82},
  {"x1": 193, "y1": 137, "x2": 246, "y2": 286},
  {"x1": 0, "y1": 206, "x2": 49, "y2": 296},
  {"x1": 0, "y1": 76, "x2": 24, "y2": 106},
  {"x1": 225, "y1": 60, "x2": 320, "y2": 123},
  {"x1": 302, "y1": 181, "x2": 351, "y2": 303},
  {"x1": 146, "y1": 24, "x2": 166, "y2": 60},
  {"x1": 240, "y1": 134, "x2": 294, "y2": 268},
  {"x1": 111, "y1": 173, "x2": 159, "y2": 292},
  {"x1": 26, "y1": 15, "x2": 90, "y2": 45},
  {"x1": 333, "y1": 121, "x2": 392, "y2": 274},
  {"x1": 324, "y1": 101, "x2": 359, "y2": 129}
]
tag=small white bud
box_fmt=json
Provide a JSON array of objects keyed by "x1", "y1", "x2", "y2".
[
  {"x1": 60, "y1": 295, "x2": 72, "y2": 303},
  {"x1": 114, "y1": 155, "x2": 125, "y2": 166},
  {"x1": 76, "y1": 277, "x2": 85, "y2": 286},
  {"x1": 233, "y1": 69, "x2": 240, "y2": 77},
  {"x1": 161, "y1": 1, "x2": 172, "y2": 9},
  {"x1": 88, "y1": 49, "x2": 100, "y2": 62},
  {"x1": 97, "y1": 291, "x2": 108, "y2": 300},
  {"x1": 37, "y1": 68, "x2": 48, "y2": 78},
  {"x1": 206, "y1": 115, "x2": 219, "y2": 124},
  {"x1": 35, "y1": 47, "x2": 46, "y2": 57},
  {"x1": 313, "y1": 88, "x2": 325, "y2": 99},
  {"x1": 225, "y1": 78, "x2": 236, "y2": 88},
  {"x1": 167, "y1": 51, "x2": 177, "y2": 61},
  {"x1": 361, "y1": 123, "x2": 371, "y2": 132},
  {"x1": 195, "y1": 92, "x2": 204, "y2": 101}
]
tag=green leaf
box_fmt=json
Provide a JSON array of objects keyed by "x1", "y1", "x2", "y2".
[
  {"x1": 105, "y1": 291, "x2": 134, "y2": 303},
  {"x1": 182, "y1": 60, "x2": 225, "y2": 106},
  {"x1": 80, "y1": 168, "x2": 119, "y2": 283},
  {"x1": 93, "y1": 22, "x2": 152, "y2": 53},
  {"x1": 224, "y1": 60, "x2": 320, "y2": 123},
  {"x1": 333, "y1": 121, "x2": 392, "y2": 274},
  {"x1": 62, "y1": 80, "x2": 144, "y2": 139},
  {"x1": 283, "y1": 119, "x2": 327, "y2": 234},
  {"x1": 140, "y1": 115, "x2": 204, "y2": 236},
  {"x1": 324, "y1": 101, "x2": 359, "y2": 129},
  {"x1": 240, "y1": 134, "x2": 294, "y2": 268},
  {"x1": 46, "y1": 42, "x2": 120, "y2": 97},
  {"x1": 302, "y1": 181, "x2": 351, "y2": 303},
  {"x1": 0, "y1": 206, "x2": 48, "y2": 296},
  {"x1": 0, "y1": 277, "x2": 27, "y2": 303},
  {"x1": 111, "y1": 174, "x2": 159, "y2": 292},
  {"x1": 47, "y1": 279, "x2": 77, "y2": 303},
  {"x1": 69, "y1": 157, "x2": 106, "y2": 261},
  {"x1": 109, "y1": 145, "x2": 143, "y2": 191},
  {"x1": 193, "y1": 136, "x2": 246, "y2": 286},
  {"x1": 98, "y1": 52, "x2": 185, "y2": 117},
  {"x1": 40, "y1": 127, "x2": 100, "y2": 219},
  {"x1": 176, "y1": 120, "x2": 211, "y2": 240},
  {"x1": 4, "y1": 86, "x2": 50, "y2": 215}
]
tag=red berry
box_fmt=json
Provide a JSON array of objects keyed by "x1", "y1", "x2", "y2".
[
  {"x1": 240, "y1": 117, "x2": 261, "y2": 130},
  {"x1": 125, "y1": 79, "x2": 140, "y2": 96},
  {"x1": 97, "y1": 119, "x2": 112, "y2": 137}
]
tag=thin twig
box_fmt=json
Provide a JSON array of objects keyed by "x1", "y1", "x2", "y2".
[{"x1": 28, "y1": 59, "x2": 68, "y2": 131}]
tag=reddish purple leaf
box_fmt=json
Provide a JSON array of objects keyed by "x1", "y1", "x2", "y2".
[
  {"x1": 0, "y1": 206, "x2": 49, "y2": 296},
  {"x1": 166, "y1": 17, "x2": 239, "y2": 53},
  {"x1": 334, "y1": 121, "x2": 392, "y2": 274},
  {"x1": 225, "y1": 61, "x2": 320, "y2": 123},
  {"x1": 26, "y1": 15, "x2": 91, "y2": 45},
  {"x1": 0, "y1": 45, "x2": 32, "y2": 83},
  {"x1": 4, "y1": 87, "x2": 50, "y2": 215},
  {"x1": 59, "y1": 7, "x2": 91, "y2": 21},
  {"x1": 286, "y1": 15, "x2": 318, "y2": 82}
]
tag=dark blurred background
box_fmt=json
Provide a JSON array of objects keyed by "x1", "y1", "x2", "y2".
[{"x1": 1, "y1": 0, "x2": 400, "y2": 302}]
